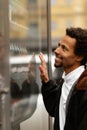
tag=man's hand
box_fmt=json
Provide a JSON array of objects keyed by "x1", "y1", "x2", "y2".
[{"x1": 39, "y1": 52, "x2": 49, "y2": 83}]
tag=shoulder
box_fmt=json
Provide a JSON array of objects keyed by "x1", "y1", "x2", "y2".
[{"x1": 76, "y1": 69, "x2": 87, "y2": 90}]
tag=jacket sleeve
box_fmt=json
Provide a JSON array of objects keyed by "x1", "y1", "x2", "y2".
[
  {"x1": 41, "y1": 79, "x2": 61, "y2": 117},
  {"x1": 78, "y1": 111, "x2": 87, "y2": 130},
  {"x1": 78, "y1": 90, "x2": 87, "y2": 130},
  {"x1": 77, "y1": 70, "x2": 87, "y2": 130}
]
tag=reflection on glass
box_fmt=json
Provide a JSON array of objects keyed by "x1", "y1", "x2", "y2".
[
  {"x1": 10, "y1": 78, "x2": 21, "y2": 99},
  {"x1": 9, "y1": 0, "x2": 48, "y2": 129},
  {"x1": 9, "y1": 0, "x2": 42, "y2": 127},
  {"x1": 11, "y1": 53, "x2": 39, "y2": 99},
  {"x1": 10, "y1": 53, "x2": 39, "y2": 125},
  {"x1": 0, "y1": 35, "x2": 8, "y2": 77},
  {"x1": 21, "y1": 53, "x2": 39, "y2": 97}
]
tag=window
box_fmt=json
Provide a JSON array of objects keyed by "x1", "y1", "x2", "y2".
[
  {"x1": 66, "y1": 0, "x2": 72, "y2": 5},
  {"x1": 28, "y1": 23, "x2": 38, "y2": 37},
  {"x1": 51, "y1": 22, "x2": 57, "y2": 30},
  {"x1": 28, "y1": 0, "x2": 37, "y2": 3},
  {"x1": 66, "y1": 20, "x2": 72, "y2": 27},
  {"x1": 51, "y1": 0, "x2": 56, "y2": 5}
]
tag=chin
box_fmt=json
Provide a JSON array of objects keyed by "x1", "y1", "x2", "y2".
[{"x1": 54, "y1": 63, "x2": 62, "y2": 68}]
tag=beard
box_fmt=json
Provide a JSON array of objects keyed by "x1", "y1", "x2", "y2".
[
  {"x1": 54, "y1": 55, "x2": 63, "y2": 68},
  {"x1": 54, "y1": 62, "x2": 63, "y2": 68}
]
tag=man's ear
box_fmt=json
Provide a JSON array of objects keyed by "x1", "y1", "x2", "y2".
[{"x1": 77, "y1": 55, "x2": 84, "y2": 62}]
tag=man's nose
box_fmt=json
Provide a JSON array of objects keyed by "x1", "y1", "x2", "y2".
[{"x1": 54, "y1": 47, "x2": 60, "y2": 54}]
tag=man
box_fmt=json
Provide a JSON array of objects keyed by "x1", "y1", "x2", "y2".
[
  {"x1": 39, "y1": 27, "x2": 87, "y2": 130},
  {"x1": 22, "y1": 54, "x2": 39, "y2": 97}
]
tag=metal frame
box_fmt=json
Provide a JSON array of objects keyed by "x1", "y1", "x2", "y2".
[
  {"x1": 47, "y1": 0, "x2": 53, "y2": 130},
  {"x1": 0, "y1": 0, "x2": 11, "y2": 130}
]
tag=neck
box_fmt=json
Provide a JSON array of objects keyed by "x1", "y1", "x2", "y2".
[{"x1": 64, "y1": 65, "x2": 82, "y2": 75}]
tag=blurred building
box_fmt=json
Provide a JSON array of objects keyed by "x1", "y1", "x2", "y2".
[
  {"x1": 10, "y1": 0, "x2": 47, "y2": 56},
  {"x1": 51, "y1": 0, "x2": 87, "y2": 48},
  {"x1": 10, "y1": 0, "x2": 87, "y2": 54}
]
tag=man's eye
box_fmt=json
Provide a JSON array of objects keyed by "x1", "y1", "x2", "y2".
[{"x1": 62, "y1": 45, "x2": 68, "y2": 51}]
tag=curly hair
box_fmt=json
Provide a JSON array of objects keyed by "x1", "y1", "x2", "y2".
[{"x1": 66, "y1": 27, "x2": 87, "y2": 66}]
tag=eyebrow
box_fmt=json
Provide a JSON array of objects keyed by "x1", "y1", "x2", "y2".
[{"x1": 58, "y1": 41, "x2": 69, "y2": 51}]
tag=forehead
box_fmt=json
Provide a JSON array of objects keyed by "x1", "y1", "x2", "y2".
[{"x1": 61, "y1": 35, "x2": 76, "y2": 48}]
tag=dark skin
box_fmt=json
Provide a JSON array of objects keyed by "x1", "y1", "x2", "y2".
[{"x1": 39, "y1": 35, "x2": 83, "y2": 83}]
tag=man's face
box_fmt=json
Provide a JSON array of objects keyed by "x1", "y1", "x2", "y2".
[{"x1": 54, "y1": 35, "x2": 81, "y2": 73}]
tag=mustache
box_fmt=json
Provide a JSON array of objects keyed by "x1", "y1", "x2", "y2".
[{"x1": 55, "y1": 55, "x2": 63, "y2": 60}]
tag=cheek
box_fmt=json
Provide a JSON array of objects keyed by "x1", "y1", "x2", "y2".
[
  {"x1": 63, "y1": 54, "x2": 76, "y2": 64},
  {"x1": 64, "y1": 59, "x2": 74, "y2": 64}
]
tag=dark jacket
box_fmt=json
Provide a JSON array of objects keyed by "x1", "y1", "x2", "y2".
[{"x1": 41, "y1": 69, "x2": 87, "y2": 130}]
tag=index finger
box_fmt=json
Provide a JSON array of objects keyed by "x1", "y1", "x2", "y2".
[{"x1": 39, "y1": 52, "x2": 46, "y2": 65}]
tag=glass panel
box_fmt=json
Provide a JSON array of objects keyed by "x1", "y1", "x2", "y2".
[{"x1": 9, "y1": 0, "x2": 48, "y2": 130}]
